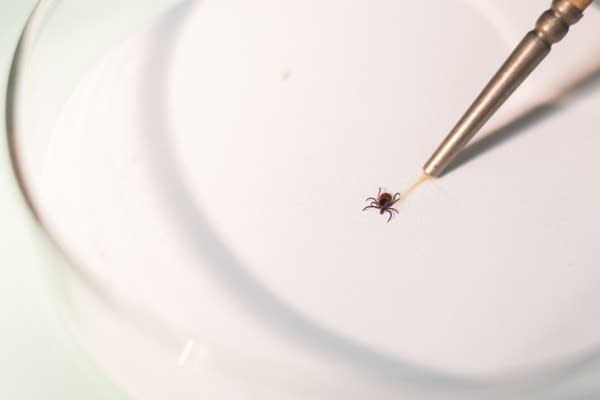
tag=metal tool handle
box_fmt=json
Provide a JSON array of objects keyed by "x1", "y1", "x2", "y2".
[{"x1": 423, "y1": 0, "x2": 592, "y2": 177}]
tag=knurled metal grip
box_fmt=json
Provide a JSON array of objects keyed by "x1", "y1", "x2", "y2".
[{"x1": 535, "y1": 0, "x2": 583, "y2": 45}]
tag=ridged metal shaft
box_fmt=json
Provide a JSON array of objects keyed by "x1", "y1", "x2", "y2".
[{"x1": 423, "y1": 0, "x2": 586, "y2": 177}]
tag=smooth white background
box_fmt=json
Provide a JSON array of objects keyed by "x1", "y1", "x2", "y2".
[{"x1": 11, "y1": 0, "x2": 600, "y2": 398}]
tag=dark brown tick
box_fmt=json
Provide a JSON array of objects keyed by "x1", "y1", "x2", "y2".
[{"x1": 363, "y1": 187, "x2": 400, "y2": 222}]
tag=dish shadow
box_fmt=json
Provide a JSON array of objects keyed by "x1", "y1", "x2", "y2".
[
  {"x1": 137, "y1": 3, "x2": 600, "y2": 395},
  {"x1": 137, "y1": 0, "x2": 488, "y2": 392},
  {"x1": 8, "y1": 0, "x2": 600, "y2": 396},
  {"x1": 442, "y1": 55, "x2": 600, "y2": 176}
]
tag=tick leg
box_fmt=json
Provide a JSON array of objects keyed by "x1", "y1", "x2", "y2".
[
  {"x1": 365, "y1": 197, "x2": 377, "y2": 202},
  {"x1": 392, "y1": 193, "x2": 401, "y2": 204},
  {"x1": 378, "y1": 187, "x2": 382, "y2": 197},
  {"x1": 389, "y1": 207, "x2": 399, "y2": 214},
  {"x1": 363, "y1": 205, "x2": 378, "y2": 212},
  {"x1": 385, "y1": 209, "x2": 394, "y2": 223}
]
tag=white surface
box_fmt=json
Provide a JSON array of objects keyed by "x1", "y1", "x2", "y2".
[
  {"x1": 0, "y1": 1, "x2": 127, "y2": 399},
  {"x1": 14, "y1": 0, "x2": 600, "y2": 397}
]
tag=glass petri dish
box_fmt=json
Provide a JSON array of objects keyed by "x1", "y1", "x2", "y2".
[{"x1": 6, "y1": 0, "x2": 600, "y2": 398}]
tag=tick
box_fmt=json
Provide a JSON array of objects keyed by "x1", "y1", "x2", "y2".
[{"x1": 363, "y1": 187, "x2": 400, "y2": 222}]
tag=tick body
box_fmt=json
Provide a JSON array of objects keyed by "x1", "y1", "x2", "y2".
[{"x1": 363, "y1": 187, "x2": 400, "y2": 222}]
